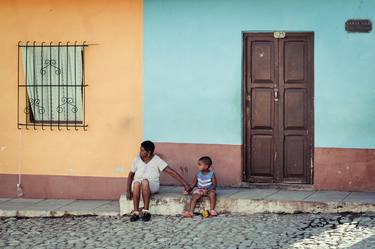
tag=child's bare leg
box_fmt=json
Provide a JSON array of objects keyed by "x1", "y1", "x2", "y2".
[
  {"x1": 208, "y1": 190, "x2": 216, "y2": 210},
  {"x1": 189, "y1": 193, "x2": 202, "y2": 212},
  {"x1": 141, "y1": 179, "x2": 151, "y2": 210},
  {"x1": 132, "y1": 182, "x2": 141, "y2": 211}
]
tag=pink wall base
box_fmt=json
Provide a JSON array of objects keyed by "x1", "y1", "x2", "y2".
[
  {"x1": 314, "y1": 147, "x2": 375, "y2": 192},
  {"x1": 1, "y1": 145, "x2": 374, "y2": 200},
  {"x1": 0, "y1": 174, "x2": 126, "y2": 200}
]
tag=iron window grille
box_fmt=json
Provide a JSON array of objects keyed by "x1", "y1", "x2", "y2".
[{"x1": 17, "y1": 41, "x2": 89, "y2": 130}]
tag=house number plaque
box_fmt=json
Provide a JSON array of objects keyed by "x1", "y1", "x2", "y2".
[{"x1": 273, "y1": 32, "x2": 286, "y2": 38}]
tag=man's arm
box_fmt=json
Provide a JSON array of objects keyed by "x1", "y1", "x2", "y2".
[
  {"x1": 191, "y1": 176, "x2": 197, "y2": 189},
  {"x1": 163, "y1": 166, "x2": 191, "y2": 191},
  {"x1": 126, "y1": 172, "x2": 135, "y2": 200}
]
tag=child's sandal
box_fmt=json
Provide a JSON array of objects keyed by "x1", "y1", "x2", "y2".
[
  {"x1": 182, "y1": 211, "x2": 193, "y2": 218},
  {"x1": 210, "y1": 210, "x2": 218, "y2": 216},
  {"x1": 182, "y1": 190, "x2": 190, "y2": 195}
]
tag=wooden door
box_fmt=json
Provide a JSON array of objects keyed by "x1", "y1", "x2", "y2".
[{"x1": 243, "y1": 32, "x2": 314, "y2": 184}]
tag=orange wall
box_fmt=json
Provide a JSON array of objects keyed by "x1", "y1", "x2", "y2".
[{"x1": 0, "y1": 0, "x2": 143, "y2": 177}]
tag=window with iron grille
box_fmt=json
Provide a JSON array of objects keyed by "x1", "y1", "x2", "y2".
[{"x1": 17, "y1": 42, "x2": 88, "y2": 130}]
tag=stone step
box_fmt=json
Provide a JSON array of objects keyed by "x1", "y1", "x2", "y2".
[
  {"x1": 1, "y1": 187, "x2": 375, "y2": 218},
  {"x1": 119, "y1": 187, "x2": 375, "y2": 216}
]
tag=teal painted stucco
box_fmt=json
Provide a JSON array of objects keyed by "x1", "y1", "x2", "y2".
[{"x1": 144, "y1": 0, "x2": 375, "y2": 148}]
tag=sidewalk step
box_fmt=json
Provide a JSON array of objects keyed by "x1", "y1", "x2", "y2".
[
  {"x1": 1, "y1": 187, "x2": 374, "y2": 218},
  {"x1": 119, "y1": 187, "x2": 375, "y2": 216}
]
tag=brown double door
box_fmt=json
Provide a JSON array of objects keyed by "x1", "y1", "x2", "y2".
[{"x1": 244, "y1": 32, "x2": 314, "y2": 184}]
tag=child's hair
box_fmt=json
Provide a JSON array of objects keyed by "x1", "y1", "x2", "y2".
[
  {"x1": 199, "y1": 156, "x2": 212, "y2": 167},
  {"x1": 141, "y1": 140, "x2": 155, "y2": 154}
]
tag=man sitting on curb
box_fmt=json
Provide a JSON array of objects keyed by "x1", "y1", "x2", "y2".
[{"x1": 126, "y1": 140, "x2": 191, "y2": 222}]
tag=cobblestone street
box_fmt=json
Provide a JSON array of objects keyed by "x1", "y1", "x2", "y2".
[{"x1": 1, "y1": 213, "x2": 374, "y2": 249}]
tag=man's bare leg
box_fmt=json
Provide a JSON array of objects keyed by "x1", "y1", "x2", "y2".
[
  {"x1": 141, "y1": 179, "x2": 151, "y2": 210},
  {"x1": 129, "y1": 181, "x2": 142, "y2": 222},
  {"x1": 132, "y1": 181, "x2": 141, "y2": 211},
  {"x1": 140, "y1": 179, "x2": 152, "y2": 221}
]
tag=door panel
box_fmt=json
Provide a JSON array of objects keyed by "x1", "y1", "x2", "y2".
[
  {"x1": 284, "y1": 41, "x2": 306, "y2": 83},
  {"x1": 244, "y1": 32, "x2": 313, "y2": 184},
  {"x1": 251, "y1": 135, "x2": 273, "y2": 176},
  {"x1": 251, "y1": 41, "x2": 275, "y2": 83},
  {"x1": 284, "y1": 135, "x2": 306, "y2": 178},
  {"x1": 251, "y1": 88, "x2": 274, "y2": 129},
  {"x1": 284, "y1": 89, "x2": 306, "y2": 129}
]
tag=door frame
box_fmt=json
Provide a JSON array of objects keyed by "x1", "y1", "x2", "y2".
[{"x1": 242, "y1": 32, "x2": 315, "y2": 184}]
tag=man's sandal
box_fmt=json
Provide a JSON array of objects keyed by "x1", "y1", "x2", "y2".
[
  {"x1": 182, "y1": 211, "x2": 193, "y2": 218},
  {"x1": 130, "y1": 210, "x2": 140, "y2": 222},
  {"x1": 141, "y1": 209, "x2": 151, "y2": 222}
]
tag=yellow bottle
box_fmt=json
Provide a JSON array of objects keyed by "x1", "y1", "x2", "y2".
[{"x1": 202, "y1": 210, "x2": 209, "y2": 218}]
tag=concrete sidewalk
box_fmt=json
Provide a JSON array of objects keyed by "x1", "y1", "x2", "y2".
[
  {"x1": 0, "y1": 198, "x2": 119, "y2": 217},
  {"x1": 1, "y1": 187, "x2": 374, "y2": 218}
]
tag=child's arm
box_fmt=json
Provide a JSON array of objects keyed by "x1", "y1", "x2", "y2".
[{"x1": 212, "y1": 173, "x2": 217, "y2": 190}]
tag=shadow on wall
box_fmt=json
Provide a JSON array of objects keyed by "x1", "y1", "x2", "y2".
[{"x1": 155, "y1": 143, "x2": 243, "y2": 187}]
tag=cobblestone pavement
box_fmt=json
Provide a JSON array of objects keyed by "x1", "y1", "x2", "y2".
[{"x1": 1, "y1": 213, "x2": 374, "y2": 249}]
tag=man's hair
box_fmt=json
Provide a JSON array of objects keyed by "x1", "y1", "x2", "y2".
[
  {"x1": 199, "y1": 156, "x2": 212, "y2": 167},
  {"x1": 141, "y1": 140, "x2": 155, "y2": 154}
]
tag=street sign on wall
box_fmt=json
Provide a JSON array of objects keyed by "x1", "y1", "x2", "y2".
[{"x1": 345, "y1": 19, "x2": 372, "y2": 33}]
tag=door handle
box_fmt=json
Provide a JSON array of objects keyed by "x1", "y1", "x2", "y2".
[{"x1": 274, "y1": 89, "x2": 279, "y2": 102}]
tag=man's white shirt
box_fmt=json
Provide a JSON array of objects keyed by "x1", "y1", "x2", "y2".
[{"x1": 130, "y1": 155, "x2": 168, "y2": 184}]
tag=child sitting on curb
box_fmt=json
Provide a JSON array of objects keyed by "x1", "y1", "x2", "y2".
[{"x1": 182, "y1": 156, "x2": 218, "y2": 218}]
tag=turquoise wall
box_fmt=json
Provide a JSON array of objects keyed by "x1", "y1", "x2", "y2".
[{"x1": 144, "y1": 0, "x2": 375, "y2": 149}]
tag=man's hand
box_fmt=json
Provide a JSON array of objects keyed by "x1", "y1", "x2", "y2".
[
  {"x1": 182, "y1": 184, "x2": 193, "y2": 195},
  {"x1": 126, "y1": 190, "x2": 132, "y2": 200}
]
